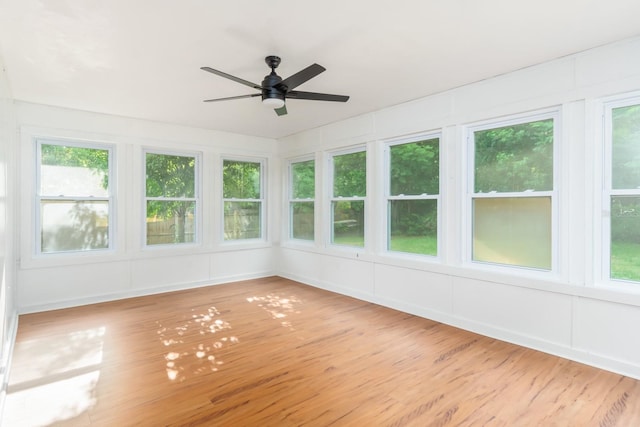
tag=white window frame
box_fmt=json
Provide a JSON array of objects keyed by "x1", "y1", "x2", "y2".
[
  {"x1": 221, "y1": 156, "x2": 266, "y2": 242},
  {"x1": 328, "y1": 146, "x2": 367, "y2": 249},
  {"x1": 35, "y1": 138, "x2": 116, "y2": 255},
  {"x1": 384, "y1": 133, "x2": 441, "y2": 258},
  {"x1": 143, "y1": 148, "x2": 201, "y2": 248},
  {"x1": 288, "y1": 156, "x2": 315, "y2": 243},
  {"x1": 602, "y1": 94, "x2": 640, "y2": 287},
  {"x1": 465, "y1": 109, "x2": 560, "y2": 272}
]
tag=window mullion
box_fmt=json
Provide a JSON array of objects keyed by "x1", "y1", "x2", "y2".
[
  {"x1": 472, "y1": 191, "x2": 554, "y2": 198},
  {"x1": 609, "y1": 189, "x2": 640, "y2": 196},
  {"x1": 388, "y1": 194, "x2": 439, "y2": 201},
  {"x1": 40, "y1": 195, "x2": 111, "y2": 201}
]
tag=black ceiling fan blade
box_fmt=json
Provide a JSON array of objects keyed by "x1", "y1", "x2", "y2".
[
  {"x1": 203, "y1": 93, "x2": 260, "y2": 102},
  {"x1": 276, "y1": 63, "x2": 325, "y2": 91},
  {"x1": 201, "y1": 66, "x2": 262, "y2": 90},
  {"x1": 286, "y1": 90, "x2": 349, "y2": 102},
  {"x1": 274, "y1": 105, "x2": 288, "y2": 116}
]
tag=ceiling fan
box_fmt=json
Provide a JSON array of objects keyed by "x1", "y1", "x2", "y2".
[{"x1": 201, "y1": 56, "x2": 349, "y2": 116}]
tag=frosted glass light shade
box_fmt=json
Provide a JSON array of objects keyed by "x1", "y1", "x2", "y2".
[{"x1": 262, "y1": 97, "x2": 285, "y2": 108}]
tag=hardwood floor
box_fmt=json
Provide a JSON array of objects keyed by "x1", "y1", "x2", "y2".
[{"x1": 3, "y1": 276, "x2": 640, "y2": 426}]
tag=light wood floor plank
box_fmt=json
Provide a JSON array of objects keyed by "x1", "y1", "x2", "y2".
[{"x1": 3, "y1": 276, "x2": 640, "y2": 426}]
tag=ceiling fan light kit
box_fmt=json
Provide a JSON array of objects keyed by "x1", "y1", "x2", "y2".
[
  {"x1": 201, "y1": 55, "x2": 349, "y2": 116},
  {"x1": 262, "y1": 97, "x2": 285, "y2": 109}
]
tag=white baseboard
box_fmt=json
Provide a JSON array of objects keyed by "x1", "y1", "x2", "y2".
[{"x1": 18, "y1": 270, "x2": 276, "y2": 314}]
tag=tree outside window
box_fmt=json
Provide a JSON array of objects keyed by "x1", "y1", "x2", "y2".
[
  {"x1": 388, "y1": 137, "x2": 439, "y2": 256},
  {"x1": 609, "y1": 103, "x2": 640, "y2": 282},
  {"x1": 223, "y1": 159, "x2": 263, "y2": 240},
  {"x1": 38, "y1": 141, "x2": 112, "y2": 253},
  {"x1": 471, "y1": 117, "x2": 555, "y2": 270},
  {"x1": 331, "y1": 150, "x2": 366, "y2": 247},
  {"x1": 145, "y1": 152, "x2": 197, "y2": 245},
  {"x1": 290, "y1": 159, "x2": 315, "y2": 240}
]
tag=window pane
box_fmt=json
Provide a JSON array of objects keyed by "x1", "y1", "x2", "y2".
[
  {"x1": 611, "y1": 196, "x2": 640, "y2": 281},
  {"x1": 474, "y1": 119, "x2": 553, "y2": 193},
  {"x1": 291, "y1": 160, "x2": 315, "y2": 199},
  {"x1": 146, "y1": 201, "x2": 195, "y2": 245},
  {"x1": 224, "y1": 201, "x2": 261, "y2": 240},
  {"x1": 389, "y1": 199, "x2": 437, "y2": 256},
  {"x1": 291, "y1": 202, "x2": 314, "y2": 240},
  {"x1": 332, "y1": 201, "x2": 364, "y2": 247},
  {"x1": 146, "y1": 153, "x2": 195, "y2": 198},
  {"x1": 390, "y1": 139, "x2": 439, "y2": 195},
  {"x1": 41, "y1": 201, "x2": 109, "y2": 253},
  {"x1": 333, "y1": 151, "x2": 366, "y2": 197},
  {"x1": 612, "y1": 104, "x2": 640, "y2": 190},
  {"x1": 223, "y1": 160, "x2": 261, "y2": 199},
  {"x1": 40, "y1": 144, "x2": 109, "y2": 197},
  {"x1": 473, "y1": 197, "x2": 551, "y2": 269}
]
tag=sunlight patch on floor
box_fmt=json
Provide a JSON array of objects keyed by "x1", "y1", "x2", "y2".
[
  {"x1": 156, "y1": 306, "x2": 237, "y2": 382},
  {"x1": 3, "y1": 370, "x2": 100, "y2": 426},
  {"x1": 9, "y1": 326, "x2": 105, "y2": 385},
  {"x1": 247, "y1": 293, "x2": 303, "y2": 330},
  {"x1": 3, "y1": 326, "x2": 106, "y2": 426}
]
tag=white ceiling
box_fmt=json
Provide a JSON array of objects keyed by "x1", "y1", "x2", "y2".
[{"x1": 1, "y1": 0, "x2": 640, "y2": 139}]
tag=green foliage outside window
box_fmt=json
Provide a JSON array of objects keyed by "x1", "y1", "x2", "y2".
[
  {"x1": 41, "y1": 144, "x2": 109, "y2": 171},
  {"x1": 333, "y1": 151, "x2": 366, "y2": 197},
  {"x1": 223, "y1": 160, "x2": 261, "y2": 199},
  {"x1": 611, "y1": 104, "x2": 640, "y2": 282},
  {"x1": 41, "y1": 144, "x2": 109, "y2": 192},
  {"x1": 223, "y1": 160, "x2": 262, "y2": 240},
  {"x1": 291, "y1": 160, "x2": 315, "y2": 240},
  {"x1": 145, "y1": 153, "x2": 196, "y2": 245},
  {"x1": 388, "y1": 139, "x2": 439, "y2": 255},
  {"x1": 146, "y1": 154, "x2": 195, "y2": 198},
  {"x1": 390, "y1": 139, "x2": 439, "y2": 196},
  {"x1": 612, "y1": 105, "x2": 640, "y2": 190},
  {"x1": 332, "y1": 151, "x2": 366, "y2": 247},
  {"x1": 474, "y1": 119, "x2": 553, "y2": 193},
  {"x1": 39, "y1": 143, "x2": 111, "y2": 253},
  {"x1": 291, "y1": 160, "x2": 315, "y2": 199}
]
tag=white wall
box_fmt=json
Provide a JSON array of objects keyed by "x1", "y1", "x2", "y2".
[
  {"x1": 15, "y1": 103, "x2": 280, "y2": 312},
  {"x1": 277, "y1": 36, "x2": 640, "y2": 379},
  {"x1": 0, "y1": 54, "x2": 18, "y2": 417}
]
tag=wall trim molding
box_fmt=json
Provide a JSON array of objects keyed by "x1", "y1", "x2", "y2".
[{"x1": 18, "y1": 270, "x2": 275, "y2": 315}]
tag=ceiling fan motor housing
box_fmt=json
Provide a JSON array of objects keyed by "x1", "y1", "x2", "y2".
[{"x1": 261, "y1": 69, "x2": 285, "y2": 102}]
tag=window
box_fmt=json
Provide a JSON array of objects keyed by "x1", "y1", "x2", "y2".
[
  {"x1": 606, "y1": 100, "x2": 640, "y2": 283},
  {"x1": 37, "y1": 140, "x2": 113, "y2": 254},
  {"x1": 469, "y1": 114, "x2": 556, "y2": 270},
  {"x1": 289, "y1": 158, "x2": 315, "y2": 241},
  {"x1": 145, "y1": 151, "x2": 198, "y2": 246},
  {"x1": 387, "y1": 136, "x2": 440, "y2": 256},
  {"x1": 331, "y1": 149, "x2": 366, "y2": 247},
  {"x1": 223, "y1": 159, "x2": 264, "y2": 240}
]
